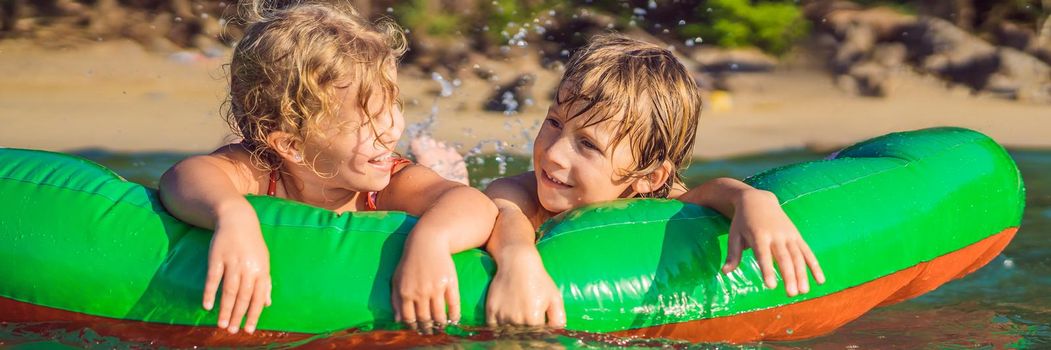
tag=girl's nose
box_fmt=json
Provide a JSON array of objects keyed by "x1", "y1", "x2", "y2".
[{"x1": 376, "y1": 112, "x2": 404, "y2": 148}]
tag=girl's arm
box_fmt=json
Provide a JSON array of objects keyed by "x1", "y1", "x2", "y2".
[
  {"x1": 379, "y1": 165, "x2": 498, "y2": 330},
  {"x1": 674, "y1": 178, "x2": 825, "y2": 297},
  {"x1": 158, "y1": 146, "x2": 272, "y2": 334},
  {"x1": 482, "y1": 174, "x2": 566, "y2": 328}
]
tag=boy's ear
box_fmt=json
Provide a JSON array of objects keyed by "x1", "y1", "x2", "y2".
[
  {"x1": 632, "y1": 160, "x2": 674, "y2": 195},
  {"x1": 266, "y1": 132, "x2": 302, "y2": 164}
]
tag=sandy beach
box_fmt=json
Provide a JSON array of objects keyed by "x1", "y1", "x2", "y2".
[{"x1": 2, "y1": 39, "x2": 1048, "y2": 159}]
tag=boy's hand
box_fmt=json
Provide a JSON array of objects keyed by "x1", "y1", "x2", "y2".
[
  {"x1": 486, "y1": 247, "x2": 566, "y2": 328},
  {"x1": 723, "y1": 190, "x2": 825, "y2": 297},
  {"x1": 205, "y1": 210, "x2": 272, "y2": 334},
  {"x1": 391, "y1": 237, "x2": 461, "y2": 334}
]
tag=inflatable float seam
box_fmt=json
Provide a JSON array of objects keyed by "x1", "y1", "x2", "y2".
[
  {"x1": 258, "y1": 222, "x2": 410, "y2": 235},
  {"x1": 777, "y1": 163, "x2": 908, "y2": 207},
  {"x1": 779, "y1": 135, "x2": 991, "y2": 207},
  {"x1": 0, "y1": 175, "x2": 161, "y2": 213},
  {"x1": 0, "y1": 175, "x2": 411, "y2": 235},
  {"x1": 539, "y1": 213, "x2": 726, "y2": 244}
]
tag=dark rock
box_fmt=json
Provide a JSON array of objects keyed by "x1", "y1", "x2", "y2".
[
  {"x1": 831, "y1": 23, "x2": 876, "y2": 74},
  {"x1": 903, "y1": 17, "x2": 1000, "y2": 91},
  {"x1": 690, "y1": 47, "x2": 778, "y2": 73},
  {"x1": 872, "y1": 43, "x2": 907, "y2": 68},
  {"x1": 997, "y1": 47, "x2": 1051, "y2": 103},
  {"x1": 484, "y1": 73, "x2": 536, "y2": 115},
  {"x1": 848, "y1": 61, "x2": 890, "y2": 97},
  {"x1": 994, "y1": 21, "x2": 1034, "y2": 51}
]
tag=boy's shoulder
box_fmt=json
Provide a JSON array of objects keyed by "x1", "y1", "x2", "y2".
[{"x1": 484, "y1": 172, "x2": 541, "y2": 216}]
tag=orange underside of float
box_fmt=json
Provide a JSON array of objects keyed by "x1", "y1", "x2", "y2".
[
  {"x1": 612, "y1": 227, "x2": 1018, "y2": 343},
  {"x1": 0, "y1": 228, "x2": 1017, "y2": 347}
]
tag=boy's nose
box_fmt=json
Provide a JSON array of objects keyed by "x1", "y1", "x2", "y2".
[{"x1": 543, "y1": 136, "x2": 572, "y2": 169}]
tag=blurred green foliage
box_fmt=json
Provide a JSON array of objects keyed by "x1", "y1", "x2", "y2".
[
  {"x1": 480, "y1": 0, "x2": 562, "y2": 45},
  {"x1": 384, "y1": 0, "x2": 1045, "y2": 57},
  {"x1": 689, "y1": 0, "x2": 809, "y2": 55},
  {"x1": 393, "y1": 0, "x2": 465, "y2": 37},
  {"x1": 389, "y1": 0, "x2": 810, "y2": 55}
]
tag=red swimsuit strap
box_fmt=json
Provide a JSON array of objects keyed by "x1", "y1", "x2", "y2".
[
  {"x1": 364, "y1": 157, "x2": 413, "y2": 211},
  {"x1": 267, "y1": 170, "x2": 279, "y2": 196}
]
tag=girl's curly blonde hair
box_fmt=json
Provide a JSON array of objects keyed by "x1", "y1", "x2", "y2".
[{"x1": 225, "y1": 0, "x2": 406, "y2": 171}]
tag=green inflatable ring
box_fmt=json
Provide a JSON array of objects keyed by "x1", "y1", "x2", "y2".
[{"x1": 0, "y1": 127, "x2": 1024, "y2": 342}]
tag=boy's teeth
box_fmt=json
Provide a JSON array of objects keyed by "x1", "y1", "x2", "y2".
[{"x1": 547, "y1": 172, "x2": 567, "y2": 185}]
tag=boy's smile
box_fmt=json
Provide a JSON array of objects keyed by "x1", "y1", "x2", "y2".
[{"x1": 532, "y1": 98, "x2": 639, "y2": 213}]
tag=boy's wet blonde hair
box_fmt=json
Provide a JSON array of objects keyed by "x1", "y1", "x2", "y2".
[
  {"x1": 225, "y1": 0, "x2": 406, "y2": 171},
  {"x1": 557, "y1": 34, "x2": 702, "y2": 198}
]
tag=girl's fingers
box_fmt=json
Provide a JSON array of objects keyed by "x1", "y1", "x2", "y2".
[
  {"x1": 398, "y1": 298, "x2": 416, "y2": 326},
  {"x1": 485, "y1": 306, "x2": 498, "y2": 328},
  {"x1": 754, "y1": 241, "x2": 777, "y2": 289},
  {"x1": 227, "y1": 274, "x2": 255, "y2": 333},
  {"x1": 547, "y1": 296, "x2": 567, "y2": 328},
  {"x1": 244, "y1": 278, "x2": 268, "y2": 334},
  {"x1": 446, "y1": 281, "x2": 461, "y2": 324},
  {"x1": 723, "y1": 232, "x2": 744, "y2": 273},
  {"x1": 802, "y1": 244, "x2": 826, "y2": 284},
  {"x1": 217, "y1": 270, "x2": 241, "y2": 329},
  {"x1": 431, "y1": 296, "x2": 448, "y2": 327},
  {"x1": 202, "y1": 262, "x2": 224, "y2": 310},
  {"x1": 792, "y1": 244, "x2": 809, "y2": 294},
  {"x1": 391, "y1": 292, "x2": 402, "y2": 323},
  {"x1": 266, "y1": 278, "x2": 273, "y2": 306},
  {"x1": 525, "y1": 302, "x2": 545, "y2": 326},
  {"x1": 414, "y1": 300, "x2": 433, "y2": 333},
  {"x1": 773, "y1": 242, "x2": 798, "y2": 296}
]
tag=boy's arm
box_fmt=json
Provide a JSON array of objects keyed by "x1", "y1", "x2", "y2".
[
  {"x1": 482, "y1": 174, "x2": 566, "y2": 328},
  {"x1": 158, "y1": 148, "x2": 271, "y2": 334},
  {"x1": 674, "y1": 178, "x2": 825, "y2": 297},
  {"x1": 379, "y1": 165, "x2": 498, "y2": 330}
]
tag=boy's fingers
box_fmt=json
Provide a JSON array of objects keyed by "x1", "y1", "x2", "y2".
[
  {"x1": 244, "y1": 279, "x2": 268, "y2": 334},
  {"x1": 723, "y1": 233, "x2": 743, "y2": 273},
  {"x1": 792, "y1": 244, "x2": 809, "y2": 294},
  {"x1": 446, "y1": 282, "x2": 461, "y2": 324},
  {"x1": 228, "y1": 274, "x2": 255, "y2": 333},
  {"x1": 773, "y1": 243, "x2": 798, "y2": 297},
  {"x1": 754, "y1": 243, "x2": 777, "y2": 289},
  {"x1": 203, "y1": 262, "x2": 224, "y2": 310},
  {"x1": 217, "y1": 270, "x2": 241, "y2": 329},
  {"x1": 802, "y1": 244, "x2": 826, "y2": 284},
  {"x1": 547, "y1": 297, "x2": 567, "y2": 328}
]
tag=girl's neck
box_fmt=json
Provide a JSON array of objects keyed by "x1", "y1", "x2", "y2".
[{"x1": 279, "y1": 169, "x2": 365, "y2": 212}]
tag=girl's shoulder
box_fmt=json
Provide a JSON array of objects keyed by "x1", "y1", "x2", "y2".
[{"x1": 199, "y1": 143, "x2": 272, "y2": 195}]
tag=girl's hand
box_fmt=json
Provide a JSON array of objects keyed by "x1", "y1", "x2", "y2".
[
  {"x1": 204, "y1": 210, "x2": 272, "y2": 334},
  {"x1": 486, "y1": 247, "x2": 566, "y2": 328},
  {"x1": 391, "y1": 237, "x2": 461, "y2": 334},
  {"x1": 723, "y1": 190, "x2": 825, "y2": 297}
]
